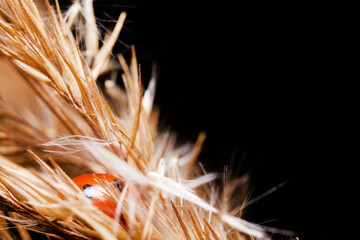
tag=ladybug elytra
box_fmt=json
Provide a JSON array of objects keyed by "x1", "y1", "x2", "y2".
[{"x1": 70, "y1": 173, "x2": 127, "y2": 226}]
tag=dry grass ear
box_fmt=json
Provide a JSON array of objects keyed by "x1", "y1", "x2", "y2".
[{"x1": 0, "y1": 1, "x2": 293, "y2": 239}]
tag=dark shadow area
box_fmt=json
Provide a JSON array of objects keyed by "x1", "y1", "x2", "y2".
[{"x1": 131, "y1": 2, "x2": 333, "y2": 240}]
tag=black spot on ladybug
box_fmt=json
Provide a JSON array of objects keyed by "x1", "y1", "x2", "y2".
[
  {"x1": 82, "y1": 184, "x2": 95, "y2": 199},
  {"x1": 113, "y1": 179, "x2": 124, "y2": 192},
  {"x1": 120, "y1": 214, "x2": 126, "y2": 223}
]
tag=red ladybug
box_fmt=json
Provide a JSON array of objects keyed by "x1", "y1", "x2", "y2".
[{"x1": 71, "y1": 173, "x2": 127, "y2": 227}]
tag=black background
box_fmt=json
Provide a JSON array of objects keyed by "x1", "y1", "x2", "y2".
[
  {"x1": 131, "y1": 3, "x2": 317, "y2": 238},
  {"x1": 62, "y1": 1, "x2": 343, "y2": 239}
]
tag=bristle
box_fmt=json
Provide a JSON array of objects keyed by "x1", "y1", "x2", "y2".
[{"x1": 0, "y1": 0, "x2": 280, "y2": 239}]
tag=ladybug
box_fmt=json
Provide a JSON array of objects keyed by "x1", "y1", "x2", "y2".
[{"x1": 71, "y1": 173, "x2": 127, "y2": 227}]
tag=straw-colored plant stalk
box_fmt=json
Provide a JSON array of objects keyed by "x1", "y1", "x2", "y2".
[{"x1": 0, "y1": 0, "x2": 284, "y2": 239}]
